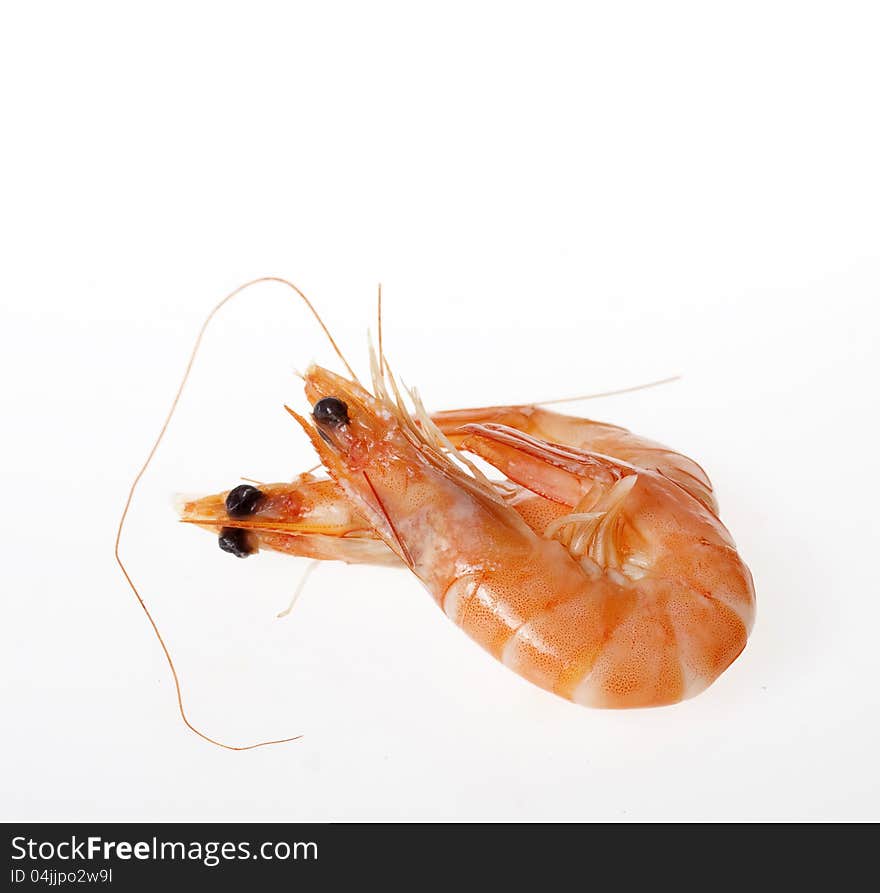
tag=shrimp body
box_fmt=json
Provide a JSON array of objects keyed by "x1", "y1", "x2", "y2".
[
  {"x1": 454, "y1": 424, "x2": 754, "y2": 705},
  {"x1": 180, "y1": 369, "x2": 754, "y2": 708},
  {"x1": 282, "y1": 366, "x2": 755, "y2": 708}
]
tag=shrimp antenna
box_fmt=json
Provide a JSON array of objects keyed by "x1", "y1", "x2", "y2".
[
  {"x1": 372, "y1": 282, "x2": 395, "y2": 395},
  {"x1": 115, "y1": 276, "x2": 354, "y2": 750},
  {"x1": 377, "y1": 281, "x2": 395, "y2": 384},
  {"x1": 535, "y1": 375, "x2": 681, "y2": 406},
  {"x1": 377, "y1": 283, "x2": 384, "y2": 373}
]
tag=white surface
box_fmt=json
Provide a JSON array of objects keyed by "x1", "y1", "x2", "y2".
[{"x1": 2, "y1": 2, "x2": 878, "y2": 822}]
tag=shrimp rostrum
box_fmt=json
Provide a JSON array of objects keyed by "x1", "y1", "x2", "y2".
[{"x1": 181, "y1": 360, "x2": 755, "y2": 709}]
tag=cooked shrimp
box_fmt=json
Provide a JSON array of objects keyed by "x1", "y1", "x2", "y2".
[
  {"x1": 215, "y1": 363, "x2": 755, "y2": 708},
  {"x1": 122, "y1": 278, "x2": 753, "y2": 751}
]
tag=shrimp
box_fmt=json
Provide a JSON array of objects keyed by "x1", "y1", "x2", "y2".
[
  {"x1": 120, "y1": 278, "x2": 753, "y2": 751},
  {"x1": 182, "y1": 364, "x2": 755, "y2": 708}
]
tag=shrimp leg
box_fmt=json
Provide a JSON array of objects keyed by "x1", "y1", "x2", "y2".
[{"x1": 433, "y1": 404, "x2": 717, "y2": 514}]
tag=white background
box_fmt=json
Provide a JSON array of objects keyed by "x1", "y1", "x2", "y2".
[{"x1": 2, "y1": 2, "x2": 878, "y2": 822}]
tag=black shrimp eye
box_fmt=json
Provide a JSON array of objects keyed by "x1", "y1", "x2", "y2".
[
  {"x1": 312, "y1": 396, "x2": 350, "y2": 427},
  {"x1": 218, "y1": 527, "x2": 254, "y2": 558},
  {"x1": 225, "y1": 483, "x2": 264, "y2": 518}
]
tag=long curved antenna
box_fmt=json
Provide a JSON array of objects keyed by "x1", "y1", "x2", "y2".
[
  {"x1": 535, "y1": 375, "x2": 681, "y2": 406},
  {"x1": 116, "y1": 276, "x2": 353, "y2": 750}
]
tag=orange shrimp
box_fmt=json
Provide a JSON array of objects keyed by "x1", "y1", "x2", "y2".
[
  {"x1": 120, "y1": 278, "x2": 754, "y2": 751},
  {"x1": 182, "y1": 364, "x2": 755, "y2": 708}
]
